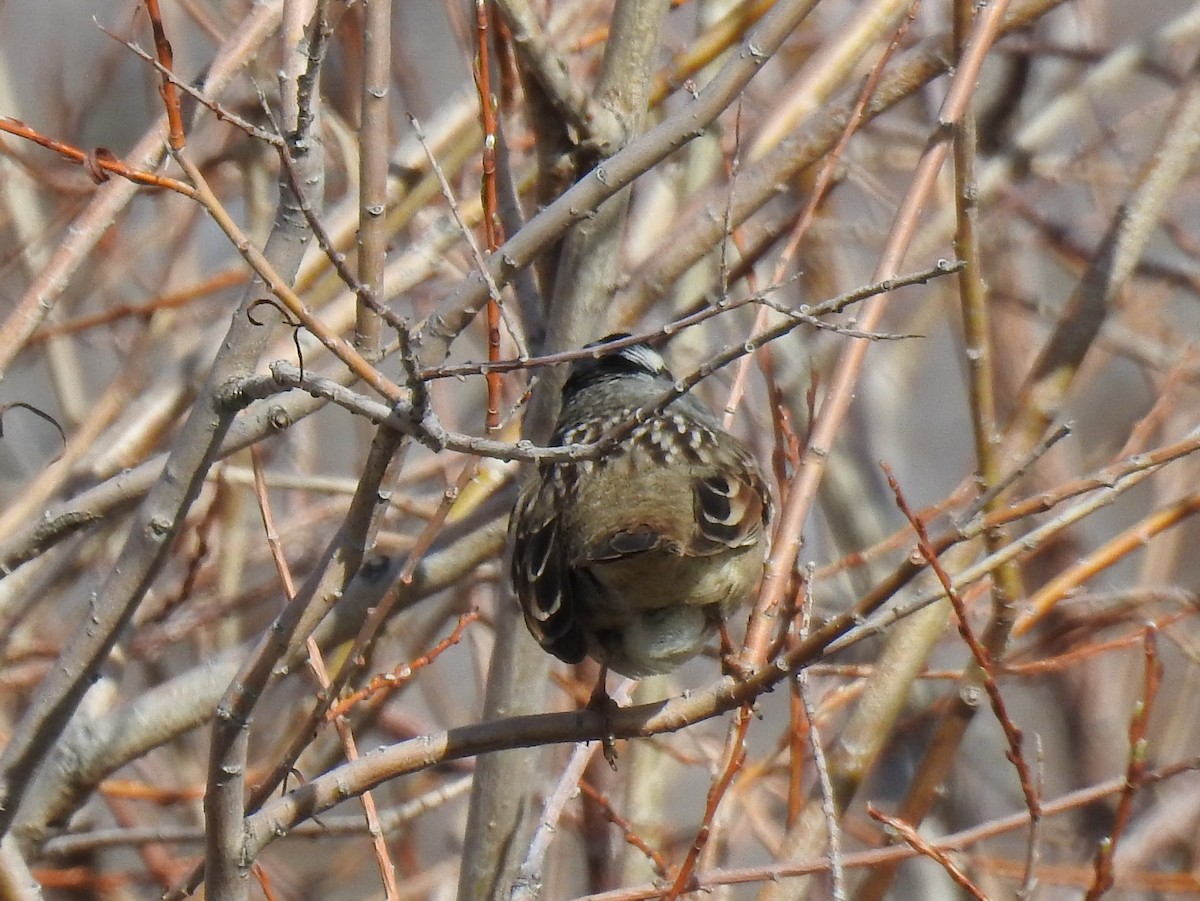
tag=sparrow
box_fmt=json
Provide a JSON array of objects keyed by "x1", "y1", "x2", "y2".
[{"x1": 510, "y1": 335, "x2": 771, "y2": 678}]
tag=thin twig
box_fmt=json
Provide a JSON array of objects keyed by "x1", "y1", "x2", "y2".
[
  {"x1": 868, "y1": 806, "x2": 990, "y2": 901},
  {"x1": 1083, "y1": 627, "x2": 1162, "y2": 901},
  {"x1": 884, "y1": 463, "x2": 1042, "y2": 827},
  {"x1": 249, "y1": 445, "x2": 400, "y2": 900}
]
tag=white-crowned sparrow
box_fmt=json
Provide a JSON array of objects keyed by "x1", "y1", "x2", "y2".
[{"x1": 510, "y1": 335, "x2": 771, "y2": 678}]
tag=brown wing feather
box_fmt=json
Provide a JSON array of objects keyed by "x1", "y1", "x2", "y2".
[
  {"x1": 584, "y1": 528, "x2": 673, "y2": 561},
  {"x1": 691, "y1": 462, "x2": 768, "y2": 555},
  {"x1": 510, "y1": 485, "x2": 588, "y2": 664}
]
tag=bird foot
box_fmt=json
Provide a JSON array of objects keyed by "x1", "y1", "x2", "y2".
[{"x1": 586, "y1": 667, "x2": 620, "y2": 770}]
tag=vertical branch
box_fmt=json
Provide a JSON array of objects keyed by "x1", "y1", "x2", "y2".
[
  {"x1": 281, "y1": 0, "x2": 319, "y2": 135},
  {"x1": 143, "y1": 0, "x2": 185, "y2": 149},
  {"x1": 475, "y1": 0, "x2": 505, "y2": 432},
  {"x1": 951, "y1": 1, "x2": 1023, "y2": 637},
  {"x1": 200, "y1": 10, "x2": 330, "y2": 898},
  {"x1": 797, "y1": 672, "x2": 844, "y2": 901},
  {"x1": 356, "y1": 0, "x2": 390, "y2": 360},
  {"x1": 543, "y1": 0, "x2": 671, "y2": 344},
  {"x1": 458, "y1": 3, "x2": 672, "y2": 899}
]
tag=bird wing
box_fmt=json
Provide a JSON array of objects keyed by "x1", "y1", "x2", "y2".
[
  {"x1": 510, "y1": 486, "x2": 588, "y2": 664},
  {"x1": 690, "y1": 463, "x2": 769, "y2": 555},
  {"x1": 572, "y1": 465, "x2": 768, "y2": 564},
  {"x1": 582, "y1": 527, "x2": 679, "y2": 562}
]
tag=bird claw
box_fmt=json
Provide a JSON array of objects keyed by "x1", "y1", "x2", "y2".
[{"x1": 587, "y1": 667, "x2": 620, "y2": 770}]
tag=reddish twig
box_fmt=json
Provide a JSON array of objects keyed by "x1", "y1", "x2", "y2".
[
  {"x1": 28, "y1": 867, "x2": 134, "y2": 893},
  {"x1": 665, "y1": 705, "x2": 752, "y2": 899},
  {"x1": 579, "y1": 780, "x2": 675, "y2": 883},
  {"x1": 1006, "y1": 606, "x2": 1195, "y2": 675},
  {"x1": 1084, "y1": 626, "x2": 1162, "y2": 901},
  {"x1": 26, "y1": 268, "x2": 247, "y2": 342},
  {"x1": 884, "y1": 463, "x2": 1043, "y2": 847},
  {"x1": 142, "y1": 0, "x2": 185, "y2": 149},
  {"x1": 250, "y1": 862, "x2": 281, "y2": 901},
  {"x1": 786, "y1": 662, "x2": 808, "y2": 830},
  {"x1": 474, "y1": 0, "x2": 505, "y2": 433},
  {"x1": 327, "y1": 610, "x2": 481, "y2": 718},
  {"x1": 965, "y1": 852, "x2": 1200, "y2": 894},
  {"x1": 1018, "y1": 492, "x2": 1200, "y2": 636},
  {"x1": 100, "y1": 778, "x2": 205, "y2": 803},
  {"x1": 868, "y1": 805, "x2": 990, "y2": 901},
  {"x1": 0, "y1": 117, "x2": 193, "y2": 195}
]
